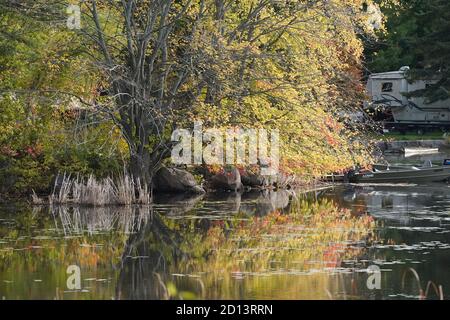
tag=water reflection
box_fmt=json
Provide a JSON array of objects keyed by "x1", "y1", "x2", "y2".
[
  {"x1": 240, "y1": 190, "x2": 291, "y2": 216},
  {"x1": 325, "y1": 184, "x2": 450, "y2": 222},
  {"x1": 384, "y1": 147, "x2": 450, "y2": 165},
  {"x1": 385, "y1": 152, "x2": 446, "y2": 164},
  {"x1": 53, "y1": 206, "x2": 149, "y2": 235},
  {"x1": 117, "y1": 195, "x2": 374, "y2": 300},
  {"x1": 323, "y1": 184, "x2": 450, "y2": 299},
  {"x1": 0, "y1": 190, "x2": 376, "y2": 300},
  {"x1": 116, "y1": 210, "x2": 187, "y2": 300},
  {"x1": 2, "y1": 185, "x2": 450, "y2": 300}
]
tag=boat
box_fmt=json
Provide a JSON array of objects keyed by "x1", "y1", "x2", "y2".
[
  {"x1": 349, "y1": 160, "x2": 450, "y2": 183},
  {"x1": 403, "y1": 147, "x2": 439, "y2": 157},
  {"x1": 372, "y1": 164, "x2": 415, "y2": 171}
]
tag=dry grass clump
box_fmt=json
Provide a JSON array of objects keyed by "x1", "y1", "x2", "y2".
[{"x1": 35, "y1": 172, "x2": 152, "y2": 206}]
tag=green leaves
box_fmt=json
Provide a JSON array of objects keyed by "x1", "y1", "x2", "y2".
[
  {"x1": 0, "y1": 0, "x2": 378, "y2": 193},
  {"x1": 368, "y1": 0, "x2": 450, "y2": 102}
]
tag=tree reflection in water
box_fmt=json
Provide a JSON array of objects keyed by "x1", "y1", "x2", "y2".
[
  {"x1": 116, "y1": 208, "x2": 188, "y2": 300},
  {"x1": 114, "y1": 192, "x2": 375, "y2": 300},
  {"x1": 0, "y1": 190, "x2": 376, "y2": 300}
]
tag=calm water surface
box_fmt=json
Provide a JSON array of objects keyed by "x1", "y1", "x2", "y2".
[{"x1": 1, "y1": 182, "x2": 450, "y2": 300}]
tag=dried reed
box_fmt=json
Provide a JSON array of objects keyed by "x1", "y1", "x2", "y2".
[{"x1": 48, "y1": 172, "x2": 151, "y2": 206}]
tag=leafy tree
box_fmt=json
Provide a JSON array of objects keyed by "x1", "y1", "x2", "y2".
[
  {"x1": 0, "y1": 1, "x2": 127, "y2": 194},
  {"x1": 0, "y1": 0, "x2": 380, "y2": 193},
  {"x1": 407, "y1": 0, "x2": 450, "y2": 102},
  {"x1": 367, "y1": 0, "x2": 450, "y2": 102},
  {"x1": 365, "y1": 0, "x2": 427, "y2": 73},
  {"x1": 77, "y1": 0, "x2": 377, "y2": 181}
]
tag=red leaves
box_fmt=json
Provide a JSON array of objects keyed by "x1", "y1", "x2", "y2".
[{"x1": 0, "y1": 144, "x2": 42, "y2": 159}]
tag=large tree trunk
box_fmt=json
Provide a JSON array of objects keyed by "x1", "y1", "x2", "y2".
[
  {"x1": 130, "y1": 152, "x2": 151, "y2": 188},
  {"x1": 129, "y1": 144, "x2": 170, "y2": 192}
]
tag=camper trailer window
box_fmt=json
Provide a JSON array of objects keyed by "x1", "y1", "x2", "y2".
[{"x1": 382, "y1": 82, "x2": 393, "y2": 92}]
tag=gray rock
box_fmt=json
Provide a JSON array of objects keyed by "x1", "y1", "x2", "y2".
[
  {"x1": 153, "y1": 167, "x2": 205, "y2": 194},
  {"x1": 241, "y1": 172, "x2": 267, "y2": 188},
  {"x1": 209, "y1": 167, "x2": 243, "y2": 191}
]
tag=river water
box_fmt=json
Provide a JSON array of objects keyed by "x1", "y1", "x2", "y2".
[{"x1": 1, "y1": 152, "x2": 450, "y2": 300}]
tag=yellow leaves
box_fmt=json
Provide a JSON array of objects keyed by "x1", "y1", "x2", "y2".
[
  {"x1": 186, "y1": 103, "x2": 232, "y2": 128},
  {"x1": 1, "y1": 0, "x2": 375, "y2": 182}
]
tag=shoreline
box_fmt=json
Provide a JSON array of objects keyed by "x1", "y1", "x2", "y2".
[{"x1": 0, "y1": 180, "x2": 334, "y2": 206}]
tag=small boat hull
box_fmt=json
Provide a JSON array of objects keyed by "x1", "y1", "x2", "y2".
[
  {"x1": 350, "y1": 166, "x2": 450, "y2": 183},
  {"x1": 372, "y1": 164, "x2": 415, "y2": 171}
]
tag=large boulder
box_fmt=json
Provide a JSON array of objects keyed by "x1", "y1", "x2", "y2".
[
  {"x1": 241, "y1": 172, "x2": 267, "y2": 188},
  {"x1": 153, "y1": 167, "x2": 205, "y2": 194},
  {"x1": 209, "y1": 167, "x2": 243, "y2": 191}
]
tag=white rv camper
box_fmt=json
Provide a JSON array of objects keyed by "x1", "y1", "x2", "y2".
[{"x1": 366, "y1": 66, "x2": 450, "y2": 131}]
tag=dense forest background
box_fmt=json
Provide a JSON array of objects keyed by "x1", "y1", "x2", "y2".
[
  {"x1": 367, "y1": 0, "x2": 450, "y2": 102},
  {"x1": 0, "y1": 0, "x2": 448, "y2": 196}
]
